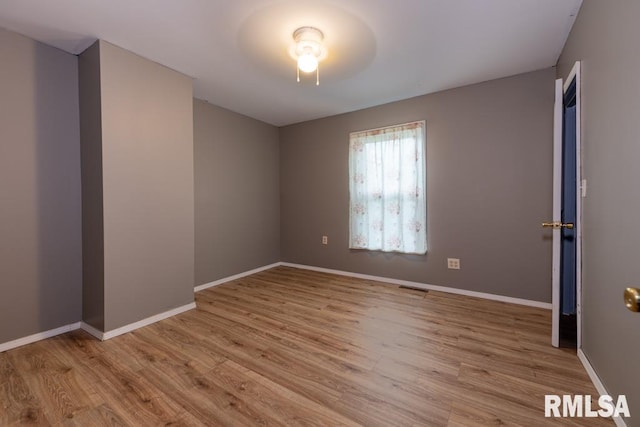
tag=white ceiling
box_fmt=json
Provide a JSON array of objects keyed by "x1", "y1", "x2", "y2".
[{"x1": 0, "y1": 0, "x2": 582, "y2": 126}]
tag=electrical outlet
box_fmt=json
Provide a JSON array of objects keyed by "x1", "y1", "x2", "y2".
[
  {"x1": 322, "y1": 235, "x2": 328, "y2": 245},
  {"x1": 447, "y1": 258, "x2": 460, "y2": 270}
]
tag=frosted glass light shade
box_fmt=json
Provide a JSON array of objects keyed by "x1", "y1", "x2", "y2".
[{"x1": 297, "y1": 52, "x2": 318, "y2": 73}]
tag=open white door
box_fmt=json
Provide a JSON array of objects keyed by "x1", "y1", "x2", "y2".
[
  {"x1": 551, "y1": 78, "x2": 563, "y2": 348},
  {"x1": 549, "y1": 62, "x2": 582, "y2": 349}
]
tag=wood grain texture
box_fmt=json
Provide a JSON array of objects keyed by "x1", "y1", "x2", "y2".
[{"x1": 0, "y1": 267, "x2": 613, "y2": 426}]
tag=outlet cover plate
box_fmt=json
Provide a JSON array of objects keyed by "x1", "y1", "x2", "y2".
[{"x1": 447, "y1": 258, "x2": 460, "y2": 269}]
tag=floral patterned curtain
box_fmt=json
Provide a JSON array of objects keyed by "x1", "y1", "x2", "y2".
[{"x1": 349, "y1": 121, "x2": 426, "y2": 254}]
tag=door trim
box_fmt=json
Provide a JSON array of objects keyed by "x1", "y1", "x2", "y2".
[
  {"x1": 569, "y1": 61, "x2": 582, "y2": 349},
  {"x1": 552, "y1": 78, "x2": 563, "y2": 348}
]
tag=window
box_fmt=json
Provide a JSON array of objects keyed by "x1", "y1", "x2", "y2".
[{"x1": 349, "y1": 121, "x2": 426, "y2": 254}]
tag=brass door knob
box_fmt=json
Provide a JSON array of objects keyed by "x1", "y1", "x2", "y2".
[
  {"x1": 542, "y1": 221, "x2": 575, "y2": 230},
  {"x1": 624, "y1": 288, "x2": 640, "y2": 312}
]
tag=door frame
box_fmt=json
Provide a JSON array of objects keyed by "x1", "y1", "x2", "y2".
[
  {"x1": 552, "y1": 61, "x2": 582, "y2": 348},
  {"x1": 552, "y1": 79, "x2": 562, "y2": 347},
  {"x1": 567, "y1": 61, "x2": 582, "y2": 349}
]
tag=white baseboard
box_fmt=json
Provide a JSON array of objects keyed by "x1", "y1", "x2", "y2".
[
  {"x1": 0, "y1": 322, "x2": 81, "y2": 353},
  {"x1": 79, "y1": 321, "x2": 104, "y2": 340},
  {"x1": 577, "y1": 349, "x2": 628, "y2": 427},
  {"x1": 194, "y1": 261, "x2": 551, "y2": 309},
  {"x1": 577, "y1": 349, "x2": 609, "y2": 397},
  {"x1": 81, "y1": 302, "x2": 196, "y2": 341},
  {"x1": 281, "y1": 262, "x2": 552, "y2": 309},
  {"x1": 194, "y1": 262, "x2": 282, "y2": 292}
]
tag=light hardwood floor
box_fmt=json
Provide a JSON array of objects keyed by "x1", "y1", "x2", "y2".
[{"x1": 1, "y1": 266, "x2": 613, "y2": 426}]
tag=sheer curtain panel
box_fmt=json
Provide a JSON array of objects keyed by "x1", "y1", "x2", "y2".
[{"x1": 349, "y1": 121, "x2": 427, "y2": 254}]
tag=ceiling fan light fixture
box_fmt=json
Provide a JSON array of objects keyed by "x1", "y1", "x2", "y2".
[{"x1": 292, "y1": 26, "x2": 325, "y2": 85}]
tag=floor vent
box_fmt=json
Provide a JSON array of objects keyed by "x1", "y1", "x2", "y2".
[{"x1": 399, "y1": 285, "x2": 429, "y2": 293}]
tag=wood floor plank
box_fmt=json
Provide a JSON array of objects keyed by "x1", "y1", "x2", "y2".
[
  {"x1": 226, "y1": 360, "x2": 360, "y2": 427},
  {"x1": 198, "y1": 292, "x2": 381, "y2": 371},
  {"x1": 57, "y1": 403, "x2": 130, "y2": 427},
  {"x1": 6, "y1": 340, "x2": 101, "y2": 422},
  {"x1": 0, "y1": 368, "x2": 49, "y2": 425},
  {"x1": 0, "y1": 266, "x2": 614, "y2": 426}
]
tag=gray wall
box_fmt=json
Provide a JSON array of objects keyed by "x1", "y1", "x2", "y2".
[
  {"x1": 0, "y1": 28, "x2": 82, "y2": 343},
  {"x1": 100, "y1": 41, "x2": 195, "y2": 331},
  {"x1": 78, "y1": 41, "x2": 104, "y2": 331},
  {"x1": 79, "y1": 41, "x2": 195, "y2": 332},
  {"x1": 558, "y1": 1, "x2": 640, "y2": 421},
  {"x1": 194, "y1": 99, "x2": 280, "y2": 285},
  {"x1": 280, "y1": 68, "x2": 555, "y2": 303}
]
